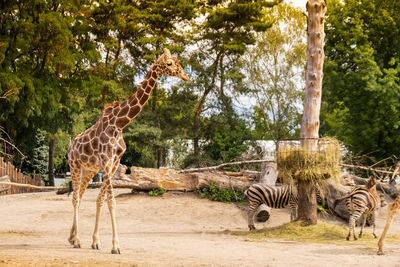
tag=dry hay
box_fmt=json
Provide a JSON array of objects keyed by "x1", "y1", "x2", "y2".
[
  {"x1": 277, "y1": 137, "x2": 341, "y2": 184},
  {"x1": 227, "y1": 221, "x2": 399, "y2": 245}
]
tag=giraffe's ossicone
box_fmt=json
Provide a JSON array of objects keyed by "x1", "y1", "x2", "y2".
[{"x1": 67, "y1": 48, "x2": 189, "y2": 254}]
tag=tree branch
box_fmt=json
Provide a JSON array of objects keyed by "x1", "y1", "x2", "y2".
[{"x1": 179, "y1": 159, "x2": 275, "y2": 173}]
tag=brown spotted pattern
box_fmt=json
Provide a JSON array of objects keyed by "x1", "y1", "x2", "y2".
[{"x1": 67, "y1": 48, "x2": 189, "y2": 254}]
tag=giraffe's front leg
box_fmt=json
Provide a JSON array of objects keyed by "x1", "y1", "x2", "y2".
[
  {"x1": 94, "y1": 160, "x2": 121, "y2": 254},
  {"x1": 69, "y1": 187, "x2": 81, "y2": 248},
  {"x1": 92, "y1": 185, "x2": 107, "y2": 250},
  {"x1": 108, "y1": 191, "x2": 120, "y2": 254},
  {"x1": 68, "y1": 167, "x2": 83, "y2": 248}
]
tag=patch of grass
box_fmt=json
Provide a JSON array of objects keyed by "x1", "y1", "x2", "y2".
[
  {"x1": 0, "y1": 231, "x2": 41, "y2": 238},
  {"x1": 196, "y1": 182, "x2": 247, "y2": 203},
  {"x1": 226, "y1": 221, "x2": 399, "y2": 244},
  {"x1": 148, "y1": 187, "x2": 167, "y2": 196}
]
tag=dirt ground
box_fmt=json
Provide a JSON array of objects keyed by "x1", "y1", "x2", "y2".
[{"x1": 1, "y1": 189, "x2": 400, "y2": 267}]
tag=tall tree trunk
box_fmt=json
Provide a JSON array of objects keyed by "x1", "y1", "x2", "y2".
[
  {"x1": 297, "y1": 0, "x2": 327, "y2": 225},
  {"x1": 193, "y1": 52, "x2": 221, "y2": 157},
  {"x1": 48, "y1": 137, "x2": 55, "y2": 186}
]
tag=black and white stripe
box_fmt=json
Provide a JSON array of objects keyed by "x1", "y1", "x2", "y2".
[
  {"x1": 245, "y1": 184, "x2": 298, "y2": 230},
  {"x1": 245, "y1": 183, "x2": 325, "y2": 230},
  {"x1": 334, "y1": 177, "x2": 380, "y2": 240}
]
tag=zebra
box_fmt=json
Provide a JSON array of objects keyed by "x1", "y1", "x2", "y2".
[
  {"x1": 333, "y1": 176, "x2": 381, "y2": 240},
  {"x1": 245, "y1": 184, "x2": 298, "y2": 230},
  {"x1": 245, "y1": 183, "x2": 325, "y2": 231}
]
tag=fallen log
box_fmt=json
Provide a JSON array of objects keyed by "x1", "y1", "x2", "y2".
[
  {"x1": 0, "y1": 176, "x2": 10, "y2": 193},
  {"x1": 0, "y1": 180, "x2": 59, "y2": 191},
  {"x1": 56, "y1": 166, "x2": 259, "y2": 194}
]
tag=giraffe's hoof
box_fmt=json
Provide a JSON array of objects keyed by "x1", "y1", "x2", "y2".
[
  {"x1": 111, "y1": 248, "x2": 121, "y2": 254},
  {"x1": 377, "y1": 250, "x2": 384, "y2": 255},
  {"x1": 69, "y1": 237, "x2": 81, "y2": 248},
  {"x1": 92, "y1": 244, "x2": 100, "y2": 250},
  {"x1": 249, "y1": 225, "x2": 256, "y2": 231},
  {"x1": 373, "y1": 234, "x2": 377, "y2": 239}
]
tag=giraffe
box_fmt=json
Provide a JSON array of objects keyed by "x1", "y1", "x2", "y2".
[
  {"x1": 67, "y1": 48, "x2": 189, "y2": 254},
  {"x1": 377, "y1": 162, "x2": 400, "y2": 255}
]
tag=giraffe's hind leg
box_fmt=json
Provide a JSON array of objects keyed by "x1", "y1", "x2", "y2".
[{"x1": 68, "y1": 166, "x2": 82, "y2": 248}]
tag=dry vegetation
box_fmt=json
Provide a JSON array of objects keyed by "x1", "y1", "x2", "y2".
[
  {"x1": 277, "y1": 138, "x2": 342, "y2": 183},
  {"x1": 226, "y1": 221, "x2": 400, "y2": 246}
]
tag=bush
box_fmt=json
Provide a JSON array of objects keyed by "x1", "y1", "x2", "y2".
[
  {"x1": 148, "y1": 187, "x2": 167, "y2": 196},
  {"x1": 196, "y1": 182, "x2": 246, "y2": 203}
]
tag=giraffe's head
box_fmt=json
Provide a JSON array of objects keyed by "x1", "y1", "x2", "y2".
[{"x1": 156, "y1": 48, "x2": 189, "y2": 81}]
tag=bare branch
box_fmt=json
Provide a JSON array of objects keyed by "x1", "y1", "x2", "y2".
[{"x1": 179, "y1": 159, "x2": 275, "y2": 173}]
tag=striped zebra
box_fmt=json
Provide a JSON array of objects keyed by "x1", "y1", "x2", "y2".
[
  {"x1": 333, "y1": 177, "x2": 380, "y2": 240},
  {"x1": 245, "y1": 184, "x2": 298, "y2": 230},
  {"x1": 245, "y1": 183, "x2": 325, "y2": 230}
]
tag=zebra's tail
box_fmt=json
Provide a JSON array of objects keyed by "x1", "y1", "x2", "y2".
[
  {"x1": 333, "y1": 191, "x2": 358, "y2": 209},
  {"x1": 243, "y1": 188, "x2": 249, "y2": 201}
]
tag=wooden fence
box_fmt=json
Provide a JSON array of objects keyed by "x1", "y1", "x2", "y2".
[{"x1": 0, "y1": 157, "x2": 42, "y2": 195}]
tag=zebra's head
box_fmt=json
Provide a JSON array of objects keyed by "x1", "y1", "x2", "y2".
[
  {"x1": 288, "y1": 184, "x2": 298, "y2": 200},
  {"x1": 366, "y1": 176, "x2": 378, "y2": 189}
]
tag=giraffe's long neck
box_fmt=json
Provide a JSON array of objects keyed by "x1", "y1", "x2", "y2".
[{"x1": 114, "y1": 64, "x2": 160, "y2": 129}]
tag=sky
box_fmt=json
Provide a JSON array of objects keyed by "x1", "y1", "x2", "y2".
[{"x1": 286, "y1": 0, "x2": 309, "y2": 10}]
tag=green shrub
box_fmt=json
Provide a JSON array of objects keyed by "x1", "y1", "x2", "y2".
[
  {"x1": 148, "y1": 187, "x2": 167, "y2": 196},
  {"x1": 196, "y1": 182, "x2": 246, "y2": 203}
]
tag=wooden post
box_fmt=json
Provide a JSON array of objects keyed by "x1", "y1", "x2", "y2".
[{"x1": 297, "y1": 0, "x2": 327, "y2": 225}]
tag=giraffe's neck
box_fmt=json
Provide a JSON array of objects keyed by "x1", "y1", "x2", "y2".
[{"x1": 114, "y1": 64, "x2": 160, "y2": 129}]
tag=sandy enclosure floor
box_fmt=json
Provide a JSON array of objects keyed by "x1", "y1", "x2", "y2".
[{"x1": 1, "y1": 189, "x2": 400, "y2": 266}]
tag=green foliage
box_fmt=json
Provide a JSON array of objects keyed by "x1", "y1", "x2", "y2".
[
  {"x1": 196, "y1": 182, "x2": 246, "y2": 203},
  {"x1": 244, "y1": 2, "x2": 305, "y2": 141},
  {"x1": 24, "y1": 131, "x2": 48, "y2": 175},
  {"x1": 187, "y1": 0, "x2": 281, "y2": 161},
  {"x1": 203, "y1": 114, "x2": 251, "y2": 164},
  {"x1": 148, "y1": 187, "x2": 167, "y2": 196},
  {"x1": 322, "y1": 0, "x2": 400, "y2": 162}
]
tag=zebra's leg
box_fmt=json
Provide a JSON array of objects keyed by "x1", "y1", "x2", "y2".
[
  {"x1": 371, "y1": 212, "x2": 377, "y2": 238},
  {"x1": 358, "y1": 213, "x2": 367, "y2": 238},
  {"x1": 347, "y1": 214, "x2": 358, "y2": 241},
  {"x1": 290, "y1": 206, "x2": 297, "y2": 221},
  {"x1": 248, "y1": 201, "x2": 259, "y2": 231}
]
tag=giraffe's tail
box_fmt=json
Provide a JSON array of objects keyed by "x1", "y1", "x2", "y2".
[{"x1": 67, "y1": 180, "x2": 73, "y2": 196}]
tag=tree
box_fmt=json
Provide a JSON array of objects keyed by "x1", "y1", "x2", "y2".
[
  {"x1": 92, "y1": 0, "x2": 198, "y2": 168},
  {"x1": 189, "y1": 0, "x2": 282, "y2": 158},
  {"x1": 298, "y1": 0, "x2": 327, "y2": 225},
  {"x1": 243, "y1": 2, "x2": 306, "y2": 144},
  {"x1": 321, "y1": 0, "x2": 400, "y2": 162},
  {"x1": 0, "y1": 0, "x2": 107, "y2": 184}
]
